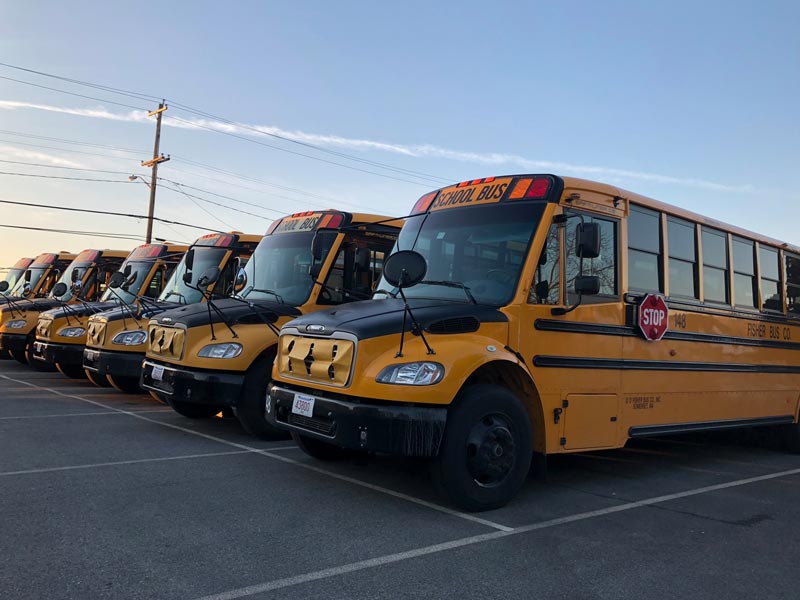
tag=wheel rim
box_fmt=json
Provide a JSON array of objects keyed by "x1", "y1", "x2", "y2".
[{"x1": 465, "y1": 413, "x2": 516, "y2": 487}]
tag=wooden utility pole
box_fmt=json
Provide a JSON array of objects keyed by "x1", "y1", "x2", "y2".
[{"x1": 141, "y1": 102, "x2": 170, "y2": 244}]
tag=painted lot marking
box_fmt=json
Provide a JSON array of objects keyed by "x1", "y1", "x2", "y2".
[
  {"x1": 0, "y1": 409, "x2": 172, "y2": 420},
  {"x1": 0, "y1": 450, "x2": 252, "y2": 477},
  {"x1": 1, "y1": 375, "x2": 512, "y2": 533},
  {"x1": 195, "y1": 466, "x2": 800, "y2": 600}
]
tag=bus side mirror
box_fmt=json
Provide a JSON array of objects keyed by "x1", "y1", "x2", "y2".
[
  {"x1": 184, "y1": 248, "x2": 194, "y2": 271},
  {"x1": 382, "y1": 251, "x2": 427, "y2": 289},
  {"x1": 52, "y1": 282, "x2": 68, "y2": 298},
  {"x1": 534, "y1": 280, "x2": 550, "y2": 301},
  {"x1": 575, "y1": 275, "x2": 600, "y2": 295},
  {"x1": 197, "y1": 266, "x2": 220, "y2": 290},
  {"x1": 24, "y1": 269, "x2": 32, "y2": 282},
  {"x1": 71, "y1": 268, "x2": 81, "y2": 283},
  {"x1": 123, "y1": 264, "x2": 132, "y2": 277},
  {"x1": 108, "y1": 272, "x2": 126, "y2": 289},
  {"x1": 234, "y1": 267, "x2": 247, "y2": 293},
  {"x1": 576, "y1": 223, "x2": 601, "y2": 259},
  {"x1": 0, "y1": 281, "x2": 8, "y2": 293}
]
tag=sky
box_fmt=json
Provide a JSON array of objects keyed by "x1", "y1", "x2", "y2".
[{"x1": 0, "y1": 0, "x2": 798, "y2": 268}]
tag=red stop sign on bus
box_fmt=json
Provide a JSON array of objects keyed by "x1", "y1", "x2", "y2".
[{"x1": 638, "y1": 294, "x2": 669, "y2": 341}]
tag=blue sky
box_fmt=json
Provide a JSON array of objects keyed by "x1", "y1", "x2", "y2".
[{"x1": 0, "y1": 0, "x2": 798, "y2": 267}]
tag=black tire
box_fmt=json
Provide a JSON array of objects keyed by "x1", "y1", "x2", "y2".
[
  {"x1": 56, "y1": 362, "x2": 87, "y2": 379},
  {"x1": 107, "y1": 374, "x2": 142, "y2": 394},
  {"x1": 430, "y1": 384, "x2": 533, "y2": 512},
  {"x1": 12, "y1": 336, "x2": 55, "y2": 371},
  {"x1": 10, "y1": 348, "x2": 29, "y2": 366},
  {"x1": 0, "y1": 349, "x2": 10, "y2": 360},
  {"x1": 85, "y1": 369, "x2": 112, "y2": 387},
  {"x1": 234, "y1": 354, "x2": 289, "y2": 440},
  {"x1": 149, "y1": 391, "x2": 168, "y2": 405},
  {"x1": 291, "y1": 432, "x2": 349, "y2": 461},
  {"x1": 166, "y1": 396, "x2": 223, "y2": 419}
]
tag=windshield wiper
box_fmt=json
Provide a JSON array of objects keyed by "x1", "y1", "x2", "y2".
[
  {"x1": 418, "y1": 280, "x2": 477, "y2": 304},
  {"x1": 242, "y1": 287, "x2": 285, "y2": 304},
  {"x1": 161, "y1": 291, "x2": 187, "y2": 304}
]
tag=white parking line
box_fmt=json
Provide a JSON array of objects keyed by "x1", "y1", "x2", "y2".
[
  {"x1": 0, "y1": 409, "x2": 172, "y2": 420},
  {"x1": 0, "y1": 375, "x2": 513, "y2": 533},
  {"x1": 0, "y1": 450, "x2": 252, "y2": 477},
  {"x1": 195, "y1": 465, "x2": 800, "y2": 600}
]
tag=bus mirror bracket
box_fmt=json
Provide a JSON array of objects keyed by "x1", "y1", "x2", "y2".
[{"x1": 24, "y1": 269, "x2": 32, "y2": 282}]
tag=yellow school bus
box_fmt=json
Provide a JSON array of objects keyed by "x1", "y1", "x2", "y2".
[
  {"x1": 0, "y1": 252, "x2": 77, "y2": 303},
  {"x1": 0, "y1": 249, "x2": 128, "y2": 367},
  {"x1": 139, "y1": 211, "x2": 400, "y2": 436},
  {"x1": 265, "y1": 174, "x2": 800, "y2": 511},
  {"x1": 83, "y1": 232, "x2": 262, "y2": 393},
  {"x1": 32, "y1": 243, "x2": 188, "y2": 379}
]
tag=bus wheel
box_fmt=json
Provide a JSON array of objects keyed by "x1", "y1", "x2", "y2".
[
  {"x1": 56, "y1": 363, "x2": 87, "y2": 379},
  {"x1": 85, "y1": 370, "x2": 112, "y2": 387},
  {"x1": 0, "y1": 349, "x2": 10, "y2": 360},
  {"x1": 107, "y1": 374, "x2": 142, "y2": 394},
  {"x1": 149, "y1": 391, "x2": 168, "y2": 405},
  {"x1": 234, "y1": 356, "x2": 290, "y2": 440},
  {"x1": 431, "y1": 384, "x2": 532, "y2": 512},
  {"x1": 167, "y1": 397, "x2": 223, "y2": 419},
  {"x1": 10, "y1": 348, "x2": 29, "y2": 366},
  {"x1": 291, "y1": 432, "x2": 348, "y2": 461}
]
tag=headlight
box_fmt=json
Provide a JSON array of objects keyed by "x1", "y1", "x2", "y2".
[
  {"x1": 58, "y1": 327, "x2": 86, "y2": 338},
  {"x1": 198, "y1": 343, "x2": 243, "y2": 359},
  {"x1": 6, "y1": 319, "x2": 27, "y2": 329},
  {"x1": 376, "y1": 362, "x2": 444, "y2": 385},
  {"x1": 112, "y1": 330, "x2": 147, "y2": 346}
]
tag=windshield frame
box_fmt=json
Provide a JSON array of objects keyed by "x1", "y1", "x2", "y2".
[
  {"x1": 158, "y1": 246, "x2": 230, "y2": 304},
  {"x1": 376, "y1": 202, "x2": 546, "y2": 306}
]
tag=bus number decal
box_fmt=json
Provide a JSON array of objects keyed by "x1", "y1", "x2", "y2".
[{"x1": 673, "y1": 314, "x2": 687, "y2": 329}]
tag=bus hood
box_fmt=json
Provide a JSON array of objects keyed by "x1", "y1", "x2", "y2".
[
  {"x1": 97, "y1": 300, "x2": 183, "y2": 323},
  {"x1": 285, "y1": 298, "x2": 508, "y2": 341},
  {"x1": 152, "y1": 297, "x2": 301, "y2": 329}
]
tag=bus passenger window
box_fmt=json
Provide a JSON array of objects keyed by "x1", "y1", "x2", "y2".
[
  {"x1": 702, "y1": 227, "x2": 728, "y2": 304},
  {"x1": 628, "y1": 205, "x2": 662, "y2": 292},
  {"x1": 759, "y1": 246, "x2": 782, "y2": 311},
  {"x1": 732, "y1": 237, "x2": 757, "y2": 308},
  {"x1": 566, "y1": 216, "x2": 617, "y2": 303},
  {"x1": 786, "y1": 253, "x2": 800, "y2": 315},
  {"x1": 529, "y1": 225, "x2": 560, "y2": 304},
  {"x1": 668, "y1": 217, "x2": 698, "y2": 299}
]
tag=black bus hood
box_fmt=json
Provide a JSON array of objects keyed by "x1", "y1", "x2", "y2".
[
  {"x1": 97, "y1": 300, "x2": 183, "y2": 323},
  {"x1": 152, "y1": 297, "x2": 300, "y2": 329},
  {"x1": 284, "y1": 298, "x2": 508, "y2": 341}
]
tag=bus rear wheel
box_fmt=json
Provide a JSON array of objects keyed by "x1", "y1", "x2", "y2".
[
  {"x1": 234, "y1": 355, "x2": 289, "y2": 440},
  {"x1": 85, "y1": 369, "x2": 112, "y2": 387},
  {"x1": 291, "y1": 432, "x2": 348, "y2": 461},
  {"x1": 107, "y1": 374, "x2": 142, "y2": 394},
  {"x1": 430, "y1": 384, "x2": 532, "y2": 512},
  {"x1": 167, "y1": 397, "x2": 223, "y2": 419},
  {"x1": 56, "y1": 363, "x2": 86, "y2": 379}
]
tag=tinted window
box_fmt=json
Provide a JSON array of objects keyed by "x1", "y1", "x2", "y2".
[
  {"x1": 667, "y1": 217, "x2": 697, "y2": 299},
  {"x1": 702, "y1": 229, "x2": 727, "y2": 269},
  {"x1": 628, "y1": 206, "x2": 660, "y2": 253},
  {"x1": 701, "y1": 227, "x2": 728, "y2": 304},
  {"x1": 786, "y1": 253, "x2": 800, "y2": 315},
  {"x1": 732, "y1": 238, "x2": 754, "y2": 275},
  {"x1": 529, "y1": 224, "x2": 560, "y2": 305},
  {"x1": 759, "y1": 246, "x2": 781, "y2": 311},
  {"x1": 628, "y1": 204, "x2": 661, "y2": 292},
  {"x1": 732, "y1": 238, "x2": 756, "y2": 308},
  {"x1": 668, "y1": 218, "x2": 696, "y2": 262}
]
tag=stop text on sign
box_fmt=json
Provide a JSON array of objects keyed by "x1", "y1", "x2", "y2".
[{"x1": 638, "y1": 294, "x2": 669, "y2": 341}]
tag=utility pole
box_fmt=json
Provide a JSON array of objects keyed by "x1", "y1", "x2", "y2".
[{"x1": 141, "y1": 101, "x2": 170, "y2": 244}]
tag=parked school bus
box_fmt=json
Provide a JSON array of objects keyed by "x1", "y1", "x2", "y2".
[
  {"x1": 32, "y1": 244, "x2": 187, "y2": 380},
  {"x1": 0, "y1": 249, "x2": 128, "y2": 367},
  {"x1": 139, "y1": 211, "x2": 401, "y2": 437},
  {"x1": 83, "y1": 232, "x2": 262, "y2": 393},
  {"x1": 265, "y1": 174, "x2": 800, "y2": 511},
  {"x1": 0, "y1": 252, "x2": 76, "y2": 302}
]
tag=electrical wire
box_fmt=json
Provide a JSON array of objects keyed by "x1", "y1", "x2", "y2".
[
  {"x1": 0, "y1": 170, "x2": 135, "y2": 183},
  {"x1": 0, "y1": 223, "x2": 146, "y2": 242}
]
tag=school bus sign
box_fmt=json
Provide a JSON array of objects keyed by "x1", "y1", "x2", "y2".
[{"x1": 638, "y1": 294, "x2": 669, "y2": 341}]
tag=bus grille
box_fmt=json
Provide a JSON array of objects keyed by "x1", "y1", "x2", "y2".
[
  {"x1": 287, "y1": 413, "x2": 336, "y2": 436},
  {"x1": 87, "y1": 321, "x2": 106, "y2": 347},
  {"x1": 277, "y1": 335, "x2": 354, "y2": 387},
  {"x1": 147, "y1": 325, "x2": 185, "y2": 360}
]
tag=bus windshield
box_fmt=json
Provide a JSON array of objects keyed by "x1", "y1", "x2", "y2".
[
  {"x1": 2, "y1": 267, "x2": 28, "y2": 289},
  {"x1": 376, "y1": 203, "x2": 545, "y2": 305},
  {"x1": 239, "y1": 230, "x2": 325, "y2": 306},
  {"x1": 158, "y1": 247, "x2": 228, "y2": 304},
  {"x1": 99, "y1": 261, "x2": 154, "y2": 304},
  {"x1": 9, "y1": 267, "x2": 48, "y2": 296},
  {"x1": 52, "y1": 262, "x2": 93, "y2": 302}
]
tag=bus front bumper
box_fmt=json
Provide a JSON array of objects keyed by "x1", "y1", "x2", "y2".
[
  {"x1": 0, "y1": 333, "x2": 27, "y2": 354},
  {"x1": 266, "y1": 384, "x2": 447, "y2": 457},
  {"x1": 83, "y1": 348, "x2": 143, "y2": 379},
  {"x1": 140, "y1": 359, "x2": 245, "y2": 406},
  {"x1": 32, "y1": 341, "x2": 84, "y2": 366}
]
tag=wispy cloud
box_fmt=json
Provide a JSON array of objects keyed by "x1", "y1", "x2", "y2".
[
  {"x1": 0, "y1": 143, "x2": 85, "y2": 168},
  {"x1": 0, "y1": 99, "x2": 751, "y2": 193}
]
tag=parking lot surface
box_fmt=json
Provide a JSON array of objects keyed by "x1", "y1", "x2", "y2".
[{"x1": 2, "y1": 359, "x2": 800, "y2": 599}]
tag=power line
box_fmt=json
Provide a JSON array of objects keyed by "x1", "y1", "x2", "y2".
[
  {"x1": 0, "y1": 128, "x2": 148, "y2": 153},
  {"x1": 0, "y1": 223, "x2": 145, "y2": 242},
  {"x1": 0, "y1": 74, "x2": 148, "y2": 111},
  {"x1": 0, "y1": 198, "x2": 224, "y2": 233},
  {"x1": 0, "y1": 159, "x2": 144, "y2": 176},
  {"x1": 158, "y1": 182, "x2": 237, "y2": 230},
  {"x1": 0, "y1": 170, "x2": 136, "y2": 183},
  {"x1": 157, "y1": 181, "x2": 271, "y2": 221}
]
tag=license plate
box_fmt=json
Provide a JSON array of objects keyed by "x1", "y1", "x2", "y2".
[
  {"x1": 151, "y1": 365, "x2": 165, "y2": 382},
  {"x1": 291, "y1": 394, "x2": 315, "y2": 418},
  {"x1": 85, "y1": 350, "x2": 98, "y2": 361}
]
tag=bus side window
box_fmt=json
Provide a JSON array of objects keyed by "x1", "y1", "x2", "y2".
[
  {"x1": 786, "y1": 252, "x2": 800, "y2": 315},
  {"x1": 566, "y1": 216, "x2": 618, "y2": 304},
  {"x1": 529, "y1": 224, "x2": 560, "y2": 304}
]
